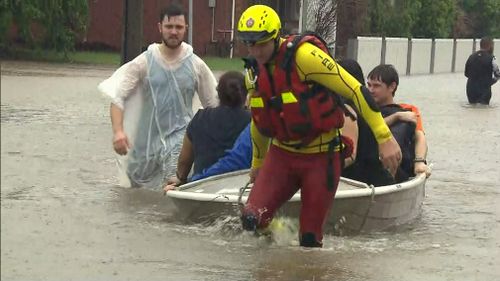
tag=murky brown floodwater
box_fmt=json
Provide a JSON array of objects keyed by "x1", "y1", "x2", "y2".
[{"x1": 1, "y1": 60, "x2": 499, "y2": 281}]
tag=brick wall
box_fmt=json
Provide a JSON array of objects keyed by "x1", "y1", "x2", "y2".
[{"x1": 85, "y1": 0, "x2": 249, "y2": 57}]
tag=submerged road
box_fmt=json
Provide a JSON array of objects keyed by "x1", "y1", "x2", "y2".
[{"x1": 1, "y1": 60, "x2": 499, "y2": 281}]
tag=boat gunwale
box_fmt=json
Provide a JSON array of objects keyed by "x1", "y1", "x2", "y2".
[{"x1": 167, "y1": 170, "x2": 427, "y2": 202}]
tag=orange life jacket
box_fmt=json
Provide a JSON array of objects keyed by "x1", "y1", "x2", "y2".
[{"x1": 248, "y1": 33, "x2": 345, "y2": 146}]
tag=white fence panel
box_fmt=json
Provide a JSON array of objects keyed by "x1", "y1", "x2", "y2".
[
  {"x1": 357, "y1": 37, "x2": 382, "y2": 75},
  {"x1": 454, "y1": 39, "x2": 474, "y2": 73},
  {"x1": 433, "y1": 39, "x2": 454, "y2": 73},
  {"x1": 385, "y1": 37, "x2": 408, "y2": 75},
  {"x1": 410, "y1": 38, "x2": 432, "y2": 75}
]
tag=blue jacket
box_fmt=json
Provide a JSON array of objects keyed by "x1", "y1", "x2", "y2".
[{"x1": 190, "y1": 124, "x2": 252, "y2": 181}]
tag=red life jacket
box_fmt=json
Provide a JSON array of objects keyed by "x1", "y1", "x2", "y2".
[{"x1": 248, "y1": 33, "x2": 345, "y2": 145}]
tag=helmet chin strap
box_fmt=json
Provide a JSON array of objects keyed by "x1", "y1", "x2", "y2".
[{"x1": 265, "y1": 34, "x2": 281, "y2": 64}]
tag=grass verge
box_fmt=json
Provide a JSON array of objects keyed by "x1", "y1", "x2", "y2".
[
  {"x1": 2, "y1": 47, "x2": 120, "y2": 65},
  {"x1": 1, "y1": 47, "x2": 245, "y2": 71}
]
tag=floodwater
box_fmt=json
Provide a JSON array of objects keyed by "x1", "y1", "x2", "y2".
[{"x1": 1, "y1": 60, "x2": 499, "y2": 281}]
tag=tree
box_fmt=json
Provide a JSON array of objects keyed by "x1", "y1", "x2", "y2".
[
  {"x1": 334, "y1": 0, "x2": 497, "y2": 42},
  {"x1": 481, "y1": 0, "x2": 500, "y2": 37},
  {"x1": 412, "y1": 0, "x2": 456, "y2": 38},
  {"x1": 387, "y1": 0, "x2": 421, "y2": 37},
  {"x1": 457, "y1": 0, "x2": 500, "y2": 38},
  {"x1": 453, "y1": 4, "x2": 474, "y2": 38},
  {"x1": 365, "y1": 0, "x2": 421, "y2": 37},
  {"x1": 307, "y1": 0, "x2": 337, "y2": 45},
  {"x1": 1, "y1": 0, "x2": 42, "y2": 46},
  {"x1": 0, "y1": 0, "x2": 88, "y2": 54},
  {"x1": 0, "y1": 0, "x2": 12, "y2": 44},
  {"x1": 41, "y1": 0, "x2": 89, "y2": 52}
]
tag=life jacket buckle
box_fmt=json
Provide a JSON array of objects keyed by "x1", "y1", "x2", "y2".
[{"x1": 268, "y1": 95, "x2": 283, "y2": 111}]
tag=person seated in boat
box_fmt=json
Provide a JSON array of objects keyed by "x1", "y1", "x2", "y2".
[
  {"x1": 163, "y1": 71, "x2": 251, "y2": 188},
  {"x1": 337, "y1": 59, "x2": 396, "y2": 186},
  {"x1": 367, "y1": 64, "x2": 431, "y2": 182},
  {"x1": 164, "y1": 123, "x2": 251, "y2": 190},
  {"x1": 189, "y1": 123, "x2": 252, "y2": 181}
]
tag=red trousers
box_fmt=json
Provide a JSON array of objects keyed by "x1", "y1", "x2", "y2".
[{"x1": 243, "y1": 145, "x2": 341, "y2": 245}]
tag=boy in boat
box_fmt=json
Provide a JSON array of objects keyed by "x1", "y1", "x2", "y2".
[{"x1": 367, "y1": 64, "x2": 431, "y2": 181}]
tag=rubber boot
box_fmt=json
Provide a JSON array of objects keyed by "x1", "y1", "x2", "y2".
[
  {"x1": 299, "y1": 232, "x2": 322, "y2": 247},
  {"x1": 241, "y1": 214, "x2": 258, "y2": 231}
]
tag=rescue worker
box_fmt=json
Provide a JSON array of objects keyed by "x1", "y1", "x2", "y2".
[{"x1": 236, "y1": 5, "x2": 402, "y2": 247}]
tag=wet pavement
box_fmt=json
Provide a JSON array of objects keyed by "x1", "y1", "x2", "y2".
[{"x1": 1, "y1": 60, "x2": 499, "y2": 281}]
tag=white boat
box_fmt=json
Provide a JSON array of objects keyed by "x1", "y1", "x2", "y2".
[{"x1": 167, "y1": 170, "x2": 427, "y2": 234}]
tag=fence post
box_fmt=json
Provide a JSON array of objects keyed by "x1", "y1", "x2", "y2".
[
  {"x1": 381, "y1": 36, "x2": 386, "y2": 64},
  {"x1": 406, "y1": 38, "x2": 412, "y2": 75},
  {"x1": 430, "y1": 38, "x2": 436, "y2": 74},
  {"x1": 451, "y1": 38, "x2": 457, "y2": 72}
]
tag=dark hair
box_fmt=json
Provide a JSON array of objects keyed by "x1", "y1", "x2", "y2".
[
  {"x1": 159, "y1": 2, "x2": 186, "y2": 22},
  {"x1": 480, "y1": 37, "x2": 493, "y2": 49},
  {"x1": 367, "y1": 64, "x2": 399, "y2": 96},
  {"x1": 217, "y1": 71, "x2": 247, "y2": 108},
  {"x1": 338, "y1": 58, "x2": 365, "y2": 85}
]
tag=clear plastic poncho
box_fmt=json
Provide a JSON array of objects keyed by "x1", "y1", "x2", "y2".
[{"x1": 99, "y1": 44, "x2": 202, "y2": 189}]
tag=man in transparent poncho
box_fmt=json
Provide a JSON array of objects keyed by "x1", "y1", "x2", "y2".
[{"x1": 98, "y1": 3, "x2": 218, "y2": 189}]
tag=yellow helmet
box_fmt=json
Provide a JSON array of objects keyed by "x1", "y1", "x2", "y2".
[{"x1": 237, "y1": 5, "x2": 281, "y2": 45}]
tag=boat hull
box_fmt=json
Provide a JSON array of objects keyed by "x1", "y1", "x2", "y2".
[{"x1": 167, "y1": 170, "x2": 426, "y2": 234}]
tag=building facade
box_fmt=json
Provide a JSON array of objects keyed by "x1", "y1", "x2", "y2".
[{"x1": 84, "y1": 0, "x2": 302, "y2": 58}]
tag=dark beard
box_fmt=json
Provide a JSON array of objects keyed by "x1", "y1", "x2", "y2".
[{"x1": 162, "y1": 38, "x2": 182, "y2": 49}]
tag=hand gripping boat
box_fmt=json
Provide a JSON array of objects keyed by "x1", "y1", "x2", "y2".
[{"x1": 166, "y1": 170, "x2": 427, "y2": 234}]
